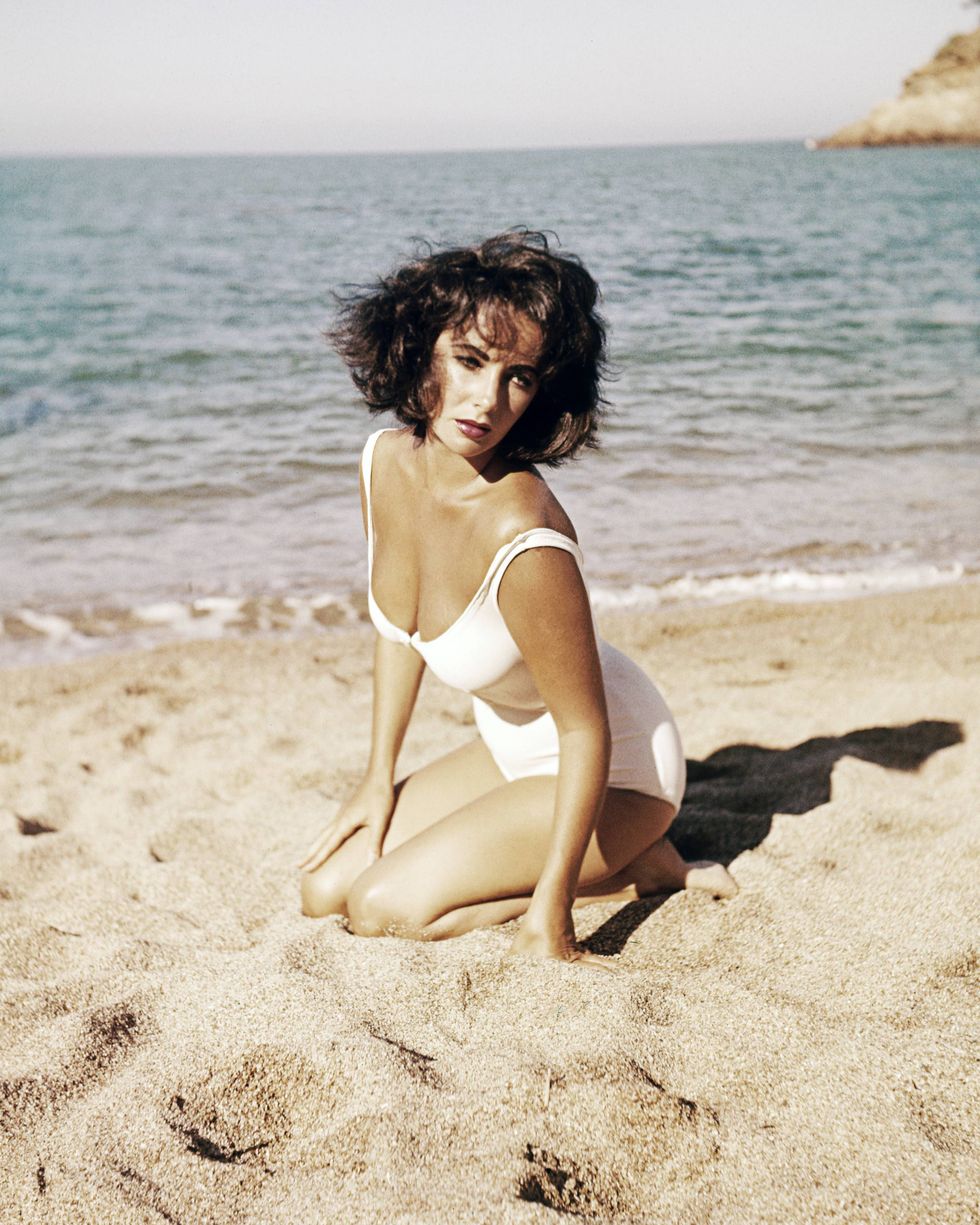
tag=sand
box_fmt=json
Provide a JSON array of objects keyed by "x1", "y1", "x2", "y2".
[{"x1": 1, "y1": 583, "x2": 977, "y2": 1224}]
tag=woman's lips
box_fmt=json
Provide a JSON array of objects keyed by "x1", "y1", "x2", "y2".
[{"x1": 455, "y1": 419, "x2": 491, "y2": 440}]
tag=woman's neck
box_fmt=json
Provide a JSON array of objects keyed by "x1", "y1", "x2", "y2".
[{"x1": 415, "y1": 431, "x2": 506, "y2": 499}]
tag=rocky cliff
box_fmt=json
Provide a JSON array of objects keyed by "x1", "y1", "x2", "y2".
[{"x1": 818, "y1": 27, "x2": 980, "y2": 147}]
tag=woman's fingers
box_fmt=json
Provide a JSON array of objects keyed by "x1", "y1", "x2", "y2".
[
  {"x1": 572, "y1": 949, "x2": 619, "y2": 972},
  {"x1": 296, "y1": 812, "x2": 341, "y2": 866},
  {"x1": 504, "y1": 930, "x2": 619, "y2": 970},
  {"x1": 297, "y1": 819, "x2": 358, "y2": 872},
  {"x1": 296, "y1": 832, "x2": 334, "y2": 872},
  {"x1": 367, "y1": 823, "x2": 387, "y2": 863}
]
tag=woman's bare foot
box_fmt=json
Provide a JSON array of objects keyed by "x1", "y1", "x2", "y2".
[
  {"x1": 575, "y1": 837, "x2": 738, "y2": 906},
  {"x1": 683, "y1": 860, "x2": 739, "y2": 899},
  {"x1": 619, "y1": 837, "x2": 738, "y2": 900}
]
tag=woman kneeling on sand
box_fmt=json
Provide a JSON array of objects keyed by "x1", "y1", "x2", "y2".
[{"x1": 299, "y1": 232, "x2": 736, "y2": 964}]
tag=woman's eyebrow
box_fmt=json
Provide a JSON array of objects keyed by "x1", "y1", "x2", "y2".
[
  {"x1": 453, "y1": 341, "x2": 490, "y2": 358},
  {"x1": 455, "y1": 341, "x2": 539, "y2": 369}
]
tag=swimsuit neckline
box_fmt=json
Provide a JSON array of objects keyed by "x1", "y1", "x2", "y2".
[
  {"x1": 364, "y1": 429, "x2": 579, "y2": 649},
  {"x1": 371, "y1": 526, "x2": 578, "y2": 648}
]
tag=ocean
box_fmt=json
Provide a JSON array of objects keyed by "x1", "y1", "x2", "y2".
[{"x1": 1, "y1": 143, "x2": 977, "y2": 665}]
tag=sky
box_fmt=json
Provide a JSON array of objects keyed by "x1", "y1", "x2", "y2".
[{"x1": 1, "y1": 0, "x2": 974, "y2": 155}]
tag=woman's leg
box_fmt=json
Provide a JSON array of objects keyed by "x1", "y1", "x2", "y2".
[
  {"x1": 346, "y1": 780, "x2": 736, "y2": 941},
  {"x1": 300, "y1": 736, "x2": 507, "y2": 918},
  {"x1": 576, "y1": 836, "x2": 738, "y2": 905}
]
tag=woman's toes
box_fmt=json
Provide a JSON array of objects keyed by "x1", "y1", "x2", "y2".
[{"x1": 684, "y1": 861, "x2": 739, "y2": 900}]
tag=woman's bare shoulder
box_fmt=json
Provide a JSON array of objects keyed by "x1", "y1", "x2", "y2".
[
  {"x1": 372, "y1": 425, "x2": 415, "y2": 459},
  {"x1": 369, "y1": 427, "x2": 417, "y2": 482},
  {"x1": 490, "y1": 466, "x2": 577, "y2": 544},
  {"x1": 362, "y1": 429, "x2": 419, "y2": 530}
]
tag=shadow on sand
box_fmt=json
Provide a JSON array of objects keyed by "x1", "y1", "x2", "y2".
[{"x1": 583, "y1": 719, "x2": 963, "y2": 956}]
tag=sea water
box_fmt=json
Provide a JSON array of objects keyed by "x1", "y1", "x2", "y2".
[{"x1": 1, "y1": 143, "x2": 977, "y2": 663}]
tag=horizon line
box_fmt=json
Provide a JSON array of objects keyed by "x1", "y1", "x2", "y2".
[{"x1": 0, "y1": 136, "x2": 813, "y2": 161}]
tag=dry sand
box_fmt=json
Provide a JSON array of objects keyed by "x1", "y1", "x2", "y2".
[{"x1": 1, "y1": 583, "x2": 977, "y2": 1224}]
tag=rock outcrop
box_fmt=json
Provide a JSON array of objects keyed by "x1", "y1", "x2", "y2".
[{"x1": 818, "y1": 27, "x2": 980, "y2": 147}]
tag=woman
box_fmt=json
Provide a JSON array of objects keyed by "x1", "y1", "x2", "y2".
[{"x1": 299, "y1": 232, "x2": 736, "y2": 965}]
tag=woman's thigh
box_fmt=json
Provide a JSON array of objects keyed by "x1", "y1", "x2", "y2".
[
  {"x1": 347, "y1": 779, "x2": 675, "y2": 935},
  {"x1": 383, "y1": 735, "x2": 507, "y2": 853},
  {"x1": 300, "y1": 736, "x2": 506, "y2": 916}
]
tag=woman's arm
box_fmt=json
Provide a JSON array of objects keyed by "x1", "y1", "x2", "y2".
[
  {"x1": 300, "y1": 443, "x2": 425, "y2": 870},
  {"x1": 359, "y1": 431, "x2": 427, "y2": 800},
  {"x1": 365, "y1": 633, "x2": 426, "y2": 785},
  {"x1": 495, "y1": 546, "x2": 613, "y2": 961},
  {"x1": 298, "y1": 633, "x2": 424, "y2": 871}
]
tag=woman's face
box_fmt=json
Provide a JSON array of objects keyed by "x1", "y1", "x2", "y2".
[{"x1": 426, "y1": 311, "x2": 543, "y2": 458}]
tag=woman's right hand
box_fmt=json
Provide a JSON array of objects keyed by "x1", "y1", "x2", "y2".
[{"x1": 296, "y1": 775, "x2": 396, "y2": 873}]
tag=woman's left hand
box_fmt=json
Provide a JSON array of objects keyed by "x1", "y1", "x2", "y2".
[{"x1": 504, "y1": 909, "x2": 617, "y2": 970}]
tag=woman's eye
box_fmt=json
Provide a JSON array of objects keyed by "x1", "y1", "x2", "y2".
[
  {"x1": 510, "y1": 372, "x2": 535, "y2": 390},
  {"x1": 454, "y1": 354, "x2": 480, "y2": 369}
]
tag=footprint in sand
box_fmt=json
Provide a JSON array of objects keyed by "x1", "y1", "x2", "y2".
[
  {"x1": 517, "y1": 1144, "x2": 629, "y2": 1219},
  {"x1": 0, "y1": 1000, "x2": 149, "y2": 1136},
  {"x1": 520, "y1": 1055, "x2": 721, "y2": 1207},
  {"x1": 161, "y1": 1045, "x2": 341, "y2": 1165}
]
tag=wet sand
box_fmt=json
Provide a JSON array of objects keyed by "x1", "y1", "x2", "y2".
[{"x1": 1, "y1": 583, "x2": 977, "y2": 1223}]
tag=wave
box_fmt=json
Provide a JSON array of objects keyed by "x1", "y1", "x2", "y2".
[
  {"x1": 590, "y1": 562, "x2": 967, "y2": 610},
  {"x1": 1, "y1": 563, "x2": 971, "y2": 669},
  {"x1": 0, "y1": 592, "x2": 366, "y2": 668}
]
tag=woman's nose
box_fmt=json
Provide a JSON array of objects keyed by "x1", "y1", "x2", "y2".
[{"x1": 475, "y1": 369, "x2": 502, "y2": 407}]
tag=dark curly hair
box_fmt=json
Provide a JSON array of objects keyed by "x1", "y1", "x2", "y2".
[{"x1": 330, "y1": 231, "x2": 607, "y2": 466}]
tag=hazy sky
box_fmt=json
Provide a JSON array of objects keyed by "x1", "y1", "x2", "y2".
[{"x1": 1, "y1": 0, "x2": 974, "y2": 155}]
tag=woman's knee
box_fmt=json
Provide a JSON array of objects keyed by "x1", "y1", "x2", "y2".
[
  {"x1": 347, "y1": 870, "x2": 430, "y2": 939},
  {"x1": 299, "y1": 868, "x2": 348, "y2": 919},
  {"x1": 299, "y1": 827, "x2": 374, "y2": 918}
]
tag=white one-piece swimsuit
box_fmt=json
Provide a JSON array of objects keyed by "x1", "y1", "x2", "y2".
[{"x1": 362, "y1": 429, "x2": 686, "y2": 810}]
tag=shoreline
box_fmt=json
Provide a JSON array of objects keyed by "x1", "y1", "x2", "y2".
[
  {"x1": 1, "y1": 564, "x2": 973, "y2": 672},
  {"x1": 2, "y1": 580, "x2": 977, "y2": 1221}
]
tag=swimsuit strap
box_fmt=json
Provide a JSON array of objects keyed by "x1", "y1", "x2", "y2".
[
  {"x1": 360, "y1": 429, "x2": 584, "y2": 643},
  {"x1": 486, "y1": 529, "x2": 585, "y2": 605},
  {"x1": 360, "y1": 427, "x2": 395, "y2": 579},
  {"x1": 361, "y1": 428, "x2": 414, "y2": 646}
]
